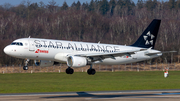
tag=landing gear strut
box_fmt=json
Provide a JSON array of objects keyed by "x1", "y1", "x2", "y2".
[
  {"x1": 23, "y1": 59, "x2": 29, "y2": 70},
  {"x1": 87, "y1": 64, "x2": 96, "y2": 75},
  {"x1": 66, "y1": 67, "x2": 74, "y2": 74}
]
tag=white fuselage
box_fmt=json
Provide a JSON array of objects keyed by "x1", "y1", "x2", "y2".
[{"x1": 4, "y1": 38, "x2": 162, "y2": 66}]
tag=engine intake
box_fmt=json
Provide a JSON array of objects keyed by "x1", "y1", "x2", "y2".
[{"x1": 67, "y1": 56, "x2": 87, "y2": 67}]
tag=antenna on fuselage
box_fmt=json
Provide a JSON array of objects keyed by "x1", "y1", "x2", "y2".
[
  {"x1": 98, "y1": 41, "x2": 100, "y2": 44},
  {"x1": 28, "y1": 36, "x2": 31, "y2": 38}
]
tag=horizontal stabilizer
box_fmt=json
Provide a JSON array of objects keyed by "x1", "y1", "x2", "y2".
[
  {"x1": 145, "y1": 51, "x2": 176, "y2": 56},
  {"x1": 161, "y1": 51, "x2": 177, "y2": 53}
]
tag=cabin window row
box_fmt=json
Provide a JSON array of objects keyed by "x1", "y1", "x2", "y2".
[{"x1": 35, "y1": 45, "x2": 117, "y2": 53}]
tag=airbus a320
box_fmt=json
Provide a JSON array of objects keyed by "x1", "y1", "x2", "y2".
[{"x1": 4, "y1": 19, "x2": 171, "y2": 75}]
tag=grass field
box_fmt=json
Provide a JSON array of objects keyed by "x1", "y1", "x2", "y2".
[{"x1": 0, "y1": 71, "x2": 180, "y2": 93}]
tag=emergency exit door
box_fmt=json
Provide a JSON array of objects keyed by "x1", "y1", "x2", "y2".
[{"x1": 28, "y1": 40, "x2": 35, "y2": 51}]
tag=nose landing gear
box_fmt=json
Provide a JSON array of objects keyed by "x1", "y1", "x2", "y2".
[
  {"x1": 23, "y1": 66, "x2": 28, "y2": 70},
  {"x1": 23, "y1": 59, "x2": 29, "y2": 70}
]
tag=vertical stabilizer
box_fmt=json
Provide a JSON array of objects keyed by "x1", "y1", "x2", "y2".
[{"x1": 131, "y1": 19, "x2": 161, "y2": 49}]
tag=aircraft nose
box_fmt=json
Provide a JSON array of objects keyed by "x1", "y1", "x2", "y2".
[{"x1": 4, "y1": 46, "x2": 11, "y2": 55}]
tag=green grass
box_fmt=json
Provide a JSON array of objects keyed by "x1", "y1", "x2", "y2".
[{"x1": 0, "y1": 71, "x2": 180, "y2": 93}]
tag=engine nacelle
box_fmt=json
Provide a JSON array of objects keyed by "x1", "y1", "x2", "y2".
[
  {"x1": 34, "y1": 60, "x2": 54, "y2": 67},
  {"x1": 54, "y1": 53, "x2": 69, "y2": 62},
  {"x1": 67, "y1": 56, "x2": 87, "y2": 67}
]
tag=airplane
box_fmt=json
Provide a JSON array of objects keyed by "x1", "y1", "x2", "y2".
[{"x1": 3, "y1": 19, "x2": 169, "y2": 75}]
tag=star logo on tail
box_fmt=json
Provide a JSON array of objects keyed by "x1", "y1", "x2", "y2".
[{"x1": 143, "y1": 31, "x2": 155, "y2": 45}]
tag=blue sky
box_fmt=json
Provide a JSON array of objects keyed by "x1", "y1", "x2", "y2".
[{"x1": 0, "y1": 0, "x2": 169, "y2": 6}]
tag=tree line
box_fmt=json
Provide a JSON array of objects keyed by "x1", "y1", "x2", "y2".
[{"x1": 0, "y1": 0, "x2": 180, "y2": 66}]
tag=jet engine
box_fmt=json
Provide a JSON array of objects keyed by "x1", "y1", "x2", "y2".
[
  {"x1": 34, "y1": 60, "x2": 54, "y2": 67},
  {"x1": 67, "y1": 56, "x2": 87, "y2": 67}
]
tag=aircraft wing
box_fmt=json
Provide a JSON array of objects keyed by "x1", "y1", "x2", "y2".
[{"x1": 73, "y1": 49, "x2": 142, "y2": 60}]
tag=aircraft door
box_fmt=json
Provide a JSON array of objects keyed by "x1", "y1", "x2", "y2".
[{"x1": 28, "y1": 40, "x2": 35, "y2": 51}]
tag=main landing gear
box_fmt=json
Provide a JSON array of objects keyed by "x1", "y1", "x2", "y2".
[
  {"x1": 66, "y1": 67, "x2": 74, "y2": 74},
  {"x1": 87, "y1": 65, "x2": 96, "y2": 75},
  {"x1": 65, "y1": 65, "x2": 96, "y2": 75},
  {"x1": 23, "y1": 59, "x2": 29, "y2": 70}
]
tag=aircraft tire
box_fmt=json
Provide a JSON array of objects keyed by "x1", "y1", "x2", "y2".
[
  {"x1": 23, "y1": 66, "x2": 28, "y2": 70},
  {"x1": 87, "y1": 69, "x2": 96, "y2": 75},
  {"x1": 66, "y1": 68, "x2": 74, "y2": 74},
  {"x1": 91, "y1": 69, "x2": 96, "y2": 75},
  {"x1": 87, "y1": 69, "x2": 91, "y2": 75},
  {"x1": 66, "y1": 68, "x2": 69, "y2": 74},
  {"x1": 69, "y1": 68, "x2": 74, "y2": 74}
]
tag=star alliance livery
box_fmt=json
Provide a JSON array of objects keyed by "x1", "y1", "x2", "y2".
[{"x1": 4, "y1": 19, "x2": 167, "y2": 75}]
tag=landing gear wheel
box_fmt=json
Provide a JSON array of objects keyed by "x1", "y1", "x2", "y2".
[
  {"x1": 87, "y1": 69, "x2": 91, "y2": 74},
  {"x1": 91, "y1": 69, "x2": 96, "y2": 75},
  {"x1": 23, "y1": 59, "x2": 29, "y2": 70},
  {"x1": 23, "y1": 66, "x2": 28, "y2": 70},
  {"x1": 66, "y1": 68, "x2": 70, "y2": 74},
  {"x1": 66, "y1": 67, "x2": 74, "y2": 74},
  {"x1": 69, "y1": 68, "x2": 74, "y2": 74},
  {"x1": 87, "y1": 69, "x2": 96, "y2": 75}
]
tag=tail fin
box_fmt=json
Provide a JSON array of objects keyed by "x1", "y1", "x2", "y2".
[{"x1": 131, "y1": 19, "x2": 161, "y2": 49}]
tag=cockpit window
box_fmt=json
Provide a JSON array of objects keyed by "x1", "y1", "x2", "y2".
[
  {"x1": 20, "y1": 43, "x2": 23, "y2": 46},
  {"x1": 11, "y1": 42, "x2": 16, "y2": 45},
  {"x1": 11, "y1": 42, "x2": 23, "y2": 46}
]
